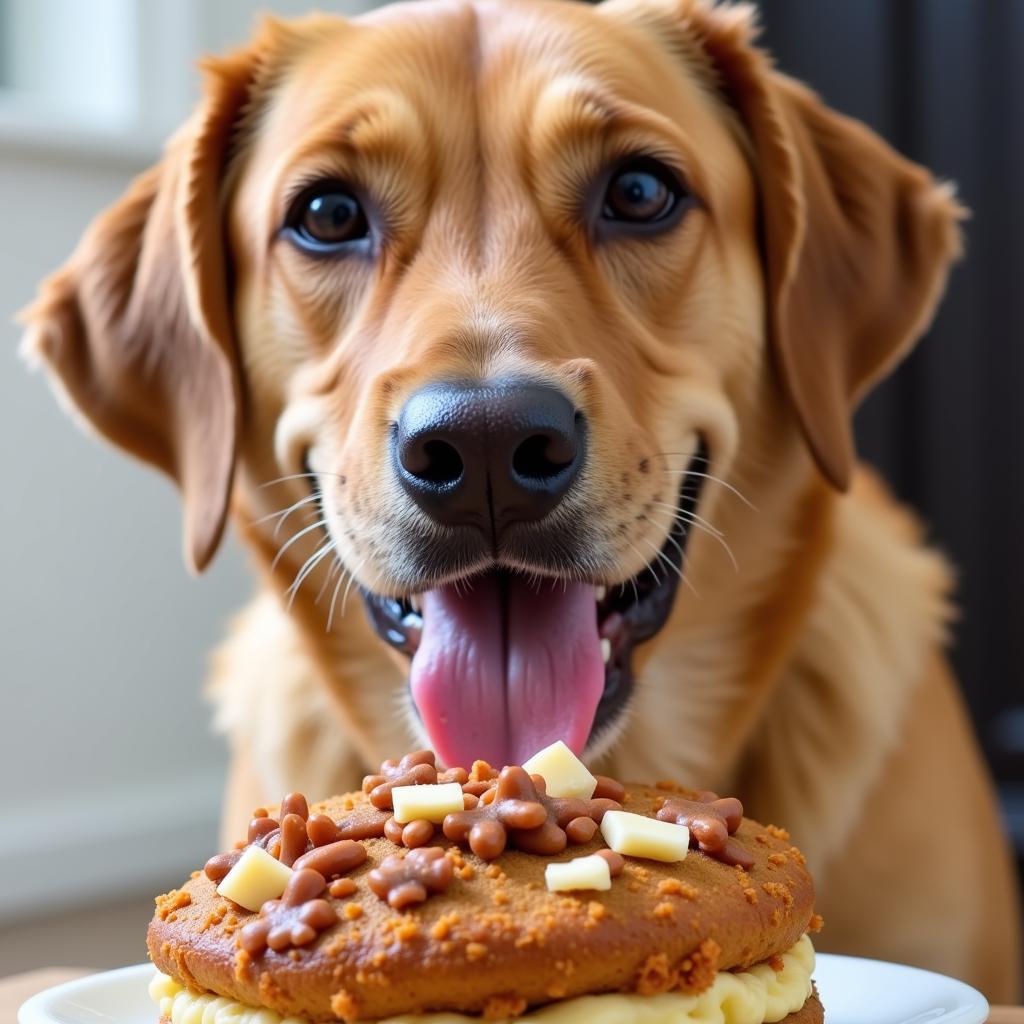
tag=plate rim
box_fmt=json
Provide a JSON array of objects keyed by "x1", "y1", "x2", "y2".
[{"x1": 18, "y1": 954, "x2": 990, "y2": 1024}]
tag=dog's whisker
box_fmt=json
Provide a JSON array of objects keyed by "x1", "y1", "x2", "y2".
[
  {"x1": 650, "y1": 500, "x2": 726, "y2": 539},
  {"x1": 626, "y1": 540, "x2": 663, "y2": 589},
  {"x1": 315, "y1": 555, "x2": 345, "y2": 605},
  {"x1": 650, "y1": 503, "x2": 739, "y2": 572},
  {"x1": 638, "y1": 534, "x2": 700, "y2": 599},
  {"x1": 271, "y1": 517, "x2": 329, "y2": 572},
  {"x1": 252, "y1": 493, "x2": 319, "y2": 527},
  {"x1": 326, "y1": 563, "x2": 350, "y2": 632},
  {"x1": 286, "y1": 540, "x2": 336, "y2": 609},
  {"x1": 259, "y1": 470, "x2": 346, "y2": 490},
  {"x1": 340, "y1": 556, "x2": 370, "y2": 620},
  {"x1": 655, "y1": 467, "x2": 757, "y2": 511}
]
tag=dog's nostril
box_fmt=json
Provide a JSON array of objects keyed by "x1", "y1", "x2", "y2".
[
  {"x1": 512, "y1": 433, "x2": 574, "y2": 481},
  {"x1": 411, "y1": 439, "x2": 464, "y2": 486}
]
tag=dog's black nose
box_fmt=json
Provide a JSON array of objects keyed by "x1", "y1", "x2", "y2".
[{"x1": 394, "y1": 380, "x2": 584, "y2": 532}]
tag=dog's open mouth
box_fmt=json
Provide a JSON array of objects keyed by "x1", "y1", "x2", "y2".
[{"x1": 362, "y1": 442, "x2": 707, "y2": 768}]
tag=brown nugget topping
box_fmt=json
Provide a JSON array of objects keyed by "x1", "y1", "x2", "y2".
[
  {"x1": 280, "y1": 792, "x2": 310, "y2": 821},
  {"x1": 656, "y1": 792, "x2": 754, "y2": 868},
  {"x1": 205, "y1": 792, "x2": 321, "y2": 883},
  {"x1": 293, "y1": 840, "x2": 368, "y2": 879},
  {"x1": 368, "y1": 847, "x2": 454, "y2": 909},
  {"x1": 238, "y1": 869, "x2": 337, "y2": 954},
  {"x1": 384, "y1": 816, "x2": 436, "y2": 849},
  {"x1": 765, "y1": 824, "x2": 791, "y2": 841},
  {"x1": 465, "y1": 941, "x2": 489, "y2": 962},
  {"x1": 808, "y1": 912, "x2": 825, "y2": 933},
  {"x1": 363, "y1": 750, "x2": 439, "y2": 810},
  {"x1": 443, "y1": 765, "x2": 620, "y2": 860},
  {"x1": 768, "y1": 953, "x2": 786, "y2": 973},
  {"x1": 592, "y1": 775, "x2": 627, "y2": 802},
  {"x1": 307, "y1": 809, "x2": 389, "y2": 844},
  {"x1": 277, "y1": 813, "x2": 311, "y2": 866},
  {"x1": 595, "y1": 849, "x2": 626, "y2": 878}
]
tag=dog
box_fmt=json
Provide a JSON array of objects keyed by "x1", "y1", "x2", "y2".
[{"x1": 21, "y1": 0, "x2": 1021, "y2": 1000}]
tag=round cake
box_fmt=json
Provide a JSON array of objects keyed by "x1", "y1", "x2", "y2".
[{"x1": 147, "y1": 749, "x2": 823, "y2": 1023}]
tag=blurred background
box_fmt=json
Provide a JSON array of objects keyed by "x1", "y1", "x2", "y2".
[{"x1": 1, "y1": 0, "x2": 1020, "y2": 977}]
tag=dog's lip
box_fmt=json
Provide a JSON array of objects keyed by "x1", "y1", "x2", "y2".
[{"x1": 360, "y1": 438, "x2": 708, "y2": 742}]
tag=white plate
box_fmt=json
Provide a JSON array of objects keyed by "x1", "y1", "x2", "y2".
[
  {"x1": 18, "y1": 955, "x2": 990, "y2": 1024},
  {"x1": 813, "y1": 953, "x2": 989, "y2": 1023}
]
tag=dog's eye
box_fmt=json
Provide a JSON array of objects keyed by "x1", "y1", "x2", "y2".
[
  {"x1": 286, "y1": 185, "x2": 370, "y2": 252},
  {"x1": 601, "y1": 159, "x2": 686, "y2": 225}
]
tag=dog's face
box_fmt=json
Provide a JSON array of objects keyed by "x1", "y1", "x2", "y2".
[{"x1": 23, "y1": 0, "x2": 960, "y2": 771}]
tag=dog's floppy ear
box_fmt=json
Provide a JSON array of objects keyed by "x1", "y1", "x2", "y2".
[
  {"x1": 19, "y1": 45, "x2": 263, "y2": 572},
  {"x1": 624, "y1": 0, "x2": 964, "y2": 489}
]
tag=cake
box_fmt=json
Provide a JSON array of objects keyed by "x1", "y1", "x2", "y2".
[{"x1": 147, "y1": 745, "x2": 823, "y2": 1023}]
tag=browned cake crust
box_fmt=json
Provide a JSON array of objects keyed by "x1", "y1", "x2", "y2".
[
  {"x1": 148, "y1": 783, "x2": 816, "y2": 1021},
  {"x1": 782, "y1": 990, "x2": 823, "y2": 1023}
]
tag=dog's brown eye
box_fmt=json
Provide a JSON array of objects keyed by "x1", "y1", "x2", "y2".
[
  {"x1": 287, "y1": 185, "x2": 371, "y2": 252},
  {"x1": 602, "y1": 159, "x2": 685, "y2": 225}
]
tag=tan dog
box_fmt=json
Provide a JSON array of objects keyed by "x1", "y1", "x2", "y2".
[{"x1": 21, "y1": 0, "x2": 1020, "y2": 1000}]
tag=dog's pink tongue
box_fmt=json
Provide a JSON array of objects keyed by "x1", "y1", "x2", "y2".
[{"x1": 410, "y1": 575, "x2": 604, "y2": 769}]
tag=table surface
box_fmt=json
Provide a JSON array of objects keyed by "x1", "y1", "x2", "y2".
[{"x1": 2, "y1": 968, "x2": 1021, "y2": 1023}]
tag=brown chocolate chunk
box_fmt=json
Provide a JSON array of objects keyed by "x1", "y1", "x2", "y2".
[
  {"x1": 384, "y1": 817, "x2": 437, "y2": 849},
  {"x1": 280, "y1": 792, "x2": 310, "y2": 821},
  {"x1": 367, "y1": 847, "x2": 454, "y2": 909},
  {"x1": 307, "y1": 810, "x2": 389, "y2": 845},
  {"x1": 293, "y1": 840, "x2": 368, "y2": 879},
  {"x1": 443, "y1": 766, "x2": 621, "y2": 860},
  {"x1": 203, "y1": 850, "x2": 241, "y2": 883},
  {"x1": 238, "y1": 869, "x2": 337, "y2": 954},
  {"x1": 248, "y1": 816, "x2": 279, "y2": 844},
  {"x1": 656, "y1": 792, "x2": 754, "y2": 868},
  {"x1": 362, "y1": 751, "x2": 439, "y2": 810},
  {"x1": 278, "y1": 813, "x2": 312, "y2": 867},
  {"x1": 595, "y1": 848, "x2": 626, "y2": 878},
  {"x1": 205, "y1": 793, "x2": 317, "y2": 882},
  {"x1": 593, "y1": 775, "x2": 627, "y2": 803}
]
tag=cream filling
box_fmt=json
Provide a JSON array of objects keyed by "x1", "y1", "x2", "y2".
[{"x1": 150, "y1": 935, "x2": 813, "y2": 1024}]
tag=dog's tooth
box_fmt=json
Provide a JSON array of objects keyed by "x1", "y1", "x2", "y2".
[
  {"x1": 410, "y1": 595, "x2": 421, "y2": 614},
  {"x1": 601, "y1": 638, "x2": 612, "y2": 664},
  {"x1": 595, "y1": 586, "x2": 607, "y2": 602}
]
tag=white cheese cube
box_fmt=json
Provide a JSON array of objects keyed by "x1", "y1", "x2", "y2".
[
  {"x1": 545, "y1": 854, "x2": 612, "y2": 893},
  {"x1": 391, "y1": 782, "x2": 465, "y2": 824},
  {"x1": 522, "y1": 740, "x2": 597, "y2": 799},
  {"x1": 216, "y1": 845, "x2": 293, "y2": 911},
  {"x1": 600, "y1": 810, "x2": 690, "y2": 862}
]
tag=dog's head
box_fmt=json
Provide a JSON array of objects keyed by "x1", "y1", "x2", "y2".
[{"x1": 22, "y1": 0, "x2": 960, "y2": 770}]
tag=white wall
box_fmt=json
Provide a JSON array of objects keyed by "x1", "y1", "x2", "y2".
[{"x1": 0, "y1": 0, "x2": 377, "y2": 923}]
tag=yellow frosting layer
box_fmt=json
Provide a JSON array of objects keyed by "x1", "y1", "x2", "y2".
[{"x1": 149, "y1": 935, "x2": 814, "y2": 1024}]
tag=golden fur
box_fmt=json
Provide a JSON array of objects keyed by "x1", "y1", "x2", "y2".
[{"x1": 21, "y1": 0, "x2": 1020, "y2": 1000}]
